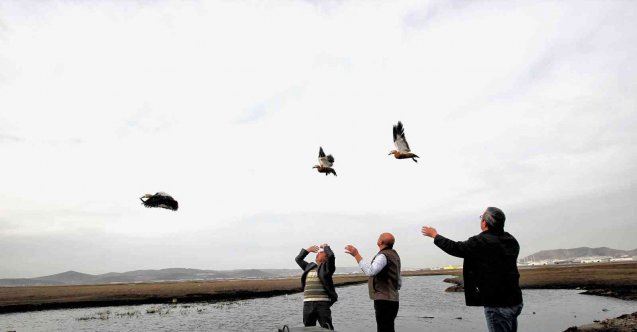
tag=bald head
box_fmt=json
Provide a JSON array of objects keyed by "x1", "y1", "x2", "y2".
[{"x1": 377, "y1": 232, "x2": 395, "y2": 249}]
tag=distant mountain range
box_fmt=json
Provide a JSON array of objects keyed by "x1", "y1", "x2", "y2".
[
  {"x1": 0, "y1": 267, "x2": 363, "y2": 287},
  {"x1": 521, "y1": 247, "x2": 637, "y2": 262},
  {"x1": 6, "y1": 247, "x2": 633, "y2": 287}
]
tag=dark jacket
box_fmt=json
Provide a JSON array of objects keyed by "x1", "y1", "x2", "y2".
[
  {"x1": 295, "y1": 246, "x2": 338, "y2": 304},
  {"x1": 434, "y1": 229, "x2": 523, "y2": 307}
]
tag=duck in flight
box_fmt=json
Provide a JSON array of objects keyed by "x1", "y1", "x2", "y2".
[
  {"x1": 389, "y1": 121, "x2": 419, "y2": 163},
  {"x1": 313, "y1": 147, "x2": 337, "y2": 176},
  {"x1": 140, "y1": 192, "x2": 179, "y2": 211}
]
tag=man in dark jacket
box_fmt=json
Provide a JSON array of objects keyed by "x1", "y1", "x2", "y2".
[
  {"x1": 295, "y1": 243, "x2": 337, "y2": 330},
  {"x1": 422, "y1": 207, "x2": 523, "y2": 332}
]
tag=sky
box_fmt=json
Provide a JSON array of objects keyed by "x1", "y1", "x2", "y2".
[{"x1": 0, "y1": 0, "x2": 636, "y2": 278}]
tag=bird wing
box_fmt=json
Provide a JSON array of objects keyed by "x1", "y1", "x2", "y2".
[
  {"x1": 393, "y1": 121, "x2": 411, "y2": 152},
  {"x1": 318, "y1": 147, "x2": 334, "y2": 167},
  {"x1": 143, "y1": 194, "x2": 178, "y2": 211},
  {"x1": 142, "y1": 195, "x2": 161, "y2": 207},
  {"x1": 162, "y1": 198, "x2": 178, "y2": 211},
  {"x1": 319, "y1": 155, "x2": 334, "y2": 168}
]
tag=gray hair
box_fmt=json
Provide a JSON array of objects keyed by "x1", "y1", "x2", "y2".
[{"x1": 483, "y1": 207, "x2": 506, "y2": 230}]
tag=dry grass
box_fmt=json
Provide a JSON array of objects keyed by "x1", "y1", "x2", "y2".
[
  {"x1": 1, "y1": 262, "x2": 634, "y2": 313},
  {"x1": 0, "y1": 271, "x2": 454, "y2": 313},
  {"x1": 518, "y1": 262, "x2": 637, "y2": 288},
  {"x1": 423, "y1": 262, "x2": 637, "y2": 289},
  {"x1": 0, "y1": 274, "x2": 370, "y2": 313}
]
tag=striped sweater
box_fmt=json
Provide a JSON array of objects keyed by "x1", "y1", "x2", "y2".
[{"x1": 303, "y1": 267, "x2": 330, "y2": 302}]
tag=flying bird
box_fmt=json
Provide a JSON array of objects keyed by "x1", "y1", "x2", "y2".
[
  {"x1": 389, "y1": 121, "x2": 419, "y2": 163},
  {"x1": 140, "y1": 192, "x2": 179, "y2": 211},
  {"x1": 313, "y1": 147, "x2": 337, "y2": 176}
]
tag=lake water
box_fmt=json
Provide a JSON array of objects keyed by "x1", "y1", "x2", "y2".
[{"x1": 1, "y1": 275, "x2": 635, "y2": 331}]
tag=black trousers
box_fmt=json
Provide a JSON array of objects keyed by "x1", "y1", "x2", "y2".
[
  {"x1": 374, "y1": 300, "x2": 399, "y2": 332},
  {"x1": 303, "y1": 301, "x2": 334, "y2": 330}
]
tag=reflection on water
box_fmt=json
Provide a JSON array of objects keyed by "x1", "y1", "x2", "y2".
[{"x1": 1, "y1": 275, "x2": 635, "y2": 331}]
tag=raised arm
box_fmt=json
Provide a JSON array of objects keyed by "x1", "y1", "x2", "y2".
[
  {"x1": 359, "y1": 254, "x2": 387, "y2": 276},
  {"x1": 434, "y1": 235, "x2": 477, "y2": 258},
  {"x1": 296, "y1": 245, "x2": 319, "y2": 270},
  {"x1": 295, "y1": 249, "x2": 309, "y2": 270},
  {"x1": 344, "y1": 245, "x2": 388, "y2": 276},
  {"x1": 422, "y1": 226, "x2": 482, "y2": 258},
  {"x1": 322, "y1": 244, "x2": 336, "y2": 275}
]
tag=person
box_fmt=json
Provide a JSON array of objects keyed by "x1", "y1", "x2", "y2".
[
  {"x1": 421, "y1": 207, "x2": 523, "y2": 332},
  {"x1": 295, "y1": 243, "x2": 337, "y2": 330},
  {"x1": 345, "y1": 233, "x2": 401, "y2": 332}
]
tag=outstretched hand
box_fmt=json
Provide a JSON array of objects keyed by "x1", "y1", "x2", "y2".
[
  {"x1": 306, "y1": 245, "x2": 320, "y2": 253},
  {"x1": 344, "y1": 245, "x2": 359, "y2": 257},
  {"x1": 421, "y1": 226, "x2": 438, "y2": 238}
]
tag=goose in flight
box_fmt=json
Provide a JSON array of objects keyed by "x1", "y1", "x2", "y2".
[
  {"x1": 313, "y1": 147, "x2": 337, "y2": 176},
  {"x1": 140, "y1": 192, "x2": 179, "y2": 211},
  {"x1": 389, "y1": 121, "x2": 419, "y2": 163}
]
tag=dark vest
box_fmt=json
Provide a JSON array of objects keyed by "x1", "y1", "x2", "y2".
[{"x1": 368, "y1": 248, "x2": 401, "y2": 301}]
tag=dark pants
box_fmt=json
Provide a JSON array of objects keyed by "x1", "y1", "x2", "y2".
[
  {"x1": 373, "y1": 300, "x2": 399, "y2": 332},
  {"x1": 484, "y1": 303, "x2": 523, "y2": 332},
  {"x1": 303, "y1": 301, "x2": 333, "y2": 330}
]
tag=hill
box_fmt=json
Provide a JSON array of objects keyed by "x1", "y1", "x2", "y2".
[
  {"x1": 522, "y1": 247, "x2": 637, "y2": 262},
  {"x1": 0, "y1": 267, "x2": 362, "y2": 287}
]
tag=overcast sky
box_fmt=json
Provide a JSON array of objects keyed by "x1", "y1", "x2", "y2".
[{"x1": 0, "y1": 1, "x2": 636, "y2": 278}]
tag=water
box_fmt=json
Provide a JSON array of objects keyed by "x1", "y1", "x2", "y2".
[{"x1": 1, "y1": 275, "x2": 635, "y2": 331}]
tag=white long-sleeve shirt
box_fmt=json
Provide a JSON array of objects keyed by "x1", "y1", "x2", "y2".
[{"x1": 358, "y1": 254, "x2": 402, "y2": 289}]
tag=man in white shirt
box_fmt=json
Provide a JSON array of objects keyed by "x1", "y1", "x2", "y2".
[{"x1": 345, "y1": 233, "x2": 401, "y2": 332}]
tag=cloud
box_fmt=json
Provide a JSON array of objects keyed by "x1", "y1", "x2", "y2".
[
  {"x1": 402, "y1": 1, "x2": 473, "y2": 30},
  {"x1": 236, "y1": 83, "x2": 307, "y2": 124},
  {"x1": 0, "y1": 133, "x2": 23, "y2": 142},
  {"x1": 0, "y1": 1, "x2": 635, "y2": 277}
]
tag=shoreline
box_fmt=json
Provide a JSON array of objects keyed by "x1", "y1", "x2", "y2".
[
  {"x1": 565, "y1": 311, "x2": 637, "y2": 331},
  {"x1": 0, "y1": 275, "x2": 368, "y2": 314},
  {"x1": 442, "y1": 262, "x2": 637, "y2": 301},
  {"x1": 0, "y1": 270, "x2": 450, "y2": 314},
  {"x1": 1, "y1": 262, "x2": 635, "y2": 314}
]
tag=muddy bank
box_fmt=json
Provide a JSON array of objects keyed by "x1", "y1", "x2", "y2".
[
  {"x1": 519, "y1": 262, "x2": 637, "y2": 291},
  {"x1": 0, "y1": 270, "x2": 451, "y2": 314},
  {"x1": 564, "y1": 311, "x2": 637, "y2": 331},
  {"x1": 443, "y1": 277, "x2": 464, "y2": 292},
  {"x1": 440, "y1": 262, "x2": 637, "y2": 300},
  {"x1": 580, "y1": 288, "x2": 637, "y2": 301},
  {"x1": 0, "y1": 275, "x2": 364, "y2": 314},
  {"x1": 2, "y1": 262, "x2": 634, "y2": 314}
]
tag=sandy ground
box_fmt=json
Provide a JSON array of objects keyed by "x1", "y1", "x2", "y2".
[{"x1": 1, "y1": 262, "x2": 635, "y2": 314}]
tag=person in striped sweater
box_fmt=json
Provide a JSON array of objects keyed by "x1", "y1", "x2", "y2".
[{"x1": 295, "y1": 243, "x2": 338, "y2": 330}]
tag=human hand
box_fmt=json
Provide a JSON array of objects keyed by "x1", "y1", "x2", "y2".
[
  {"x1": 421, "y1": 226, "x2": 438, "y2": 238},
  {"x1": 344, "y1": 245, "x2": 359, "y2": 257},
  {"x1": 306, "y1": 245, "x2": 320, "y2": 253}
]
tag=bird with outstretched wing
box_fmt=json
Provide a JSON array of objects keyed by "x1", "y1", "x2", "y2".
[
  {"x1": 140, "y1": 192, "x2": 179, "y2": 211},
  {"x1": 314, "y1": 147, "x2": 337, "y2": 176},
  {"x1": 389, "y1": 121, "x2": 419, "y2": 163}
]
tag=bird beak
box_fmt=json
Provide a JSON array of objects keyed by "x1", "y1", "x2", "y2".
[{"x1": 388, "y1": 152, "x2": 392, "y2": 155}]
